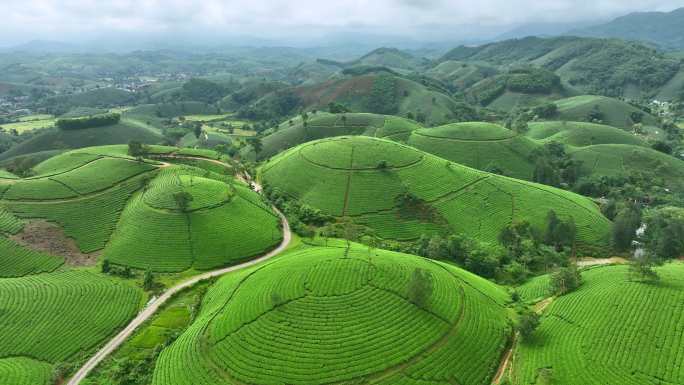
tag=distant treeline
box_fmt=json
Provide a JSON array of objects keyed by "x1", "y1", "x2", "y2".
[{"x1": 56, "y1": 113, "x2": 121, "y2": 130}]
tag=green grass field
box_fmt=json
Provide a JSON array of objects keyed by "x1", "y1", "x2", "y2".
[
  {"x1": 0, "y1": 115, "x2": 56, "y2": 134},
  {"x1": 261, "y1": 136, "x2": 611, "y2": 251},
  {"x1": 259, "y1": 112, "x2": 422, "y2": 160},
  {"x1": 527, "y1": 121, "x2": 647, "y2": 147},
  {"x1": 408, "y1": 122, "x2": 539, "y2": 180},
  {"x1": 103, "y1": 166, "x2": 282, "y2": 272},
  {"x1": 512, "y1": 263, "x2": 684, "y2": 385},
  {"x1": 152, "y1": 243, "x2": 511, "y2": 385}
]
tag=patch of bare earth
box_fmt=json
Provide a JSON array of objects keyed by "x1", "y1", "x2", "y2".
[
  {"x1": 11, "y1": 220, "x2": 99, "y2": 266},
  {"x1": 576, "y1": 257, "x2": 627, "y2": 268}
]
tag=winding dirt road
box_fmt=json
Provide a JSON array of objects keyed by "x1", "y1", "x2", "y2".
[{"x1": 66, "y1": 176, "x2": 291, "y2": 385}]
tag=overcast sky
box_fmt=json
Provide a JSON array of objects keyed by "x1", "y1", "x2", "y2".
[{"x1": 1, "y1": 0, "x2": 683, "y2": 46}]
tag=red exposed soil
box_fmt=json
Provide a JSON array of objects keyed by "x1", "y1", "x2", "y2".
[{"x1": 11, "y1": 220, "x2": 99, "y2": 266}]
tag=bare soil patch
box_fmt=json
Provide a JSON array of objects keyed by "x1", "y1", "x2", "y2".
[
  {"x1": 11, "y1": 220, "x2": 99, "y2": 266},
  {"x1": 576, "y1": 257, "x2": 627, "y2": 268}
]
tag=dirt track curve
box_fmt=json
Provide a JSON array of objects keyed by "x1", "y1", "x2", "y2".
[{"x1": 66, "y1": 174, "x2": 291, "y2": 385}]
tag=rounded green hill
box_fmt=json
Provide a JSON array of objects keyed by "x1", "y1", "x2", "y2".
[
  {"x1": 300, "y1": 136, "x2": 423, "y2": 169},
  {"x1": 570, "y1": 144, "x2": 684, "y2": 192},
  {"x1": 143, "y1": 175, "x2": 233, "y2": 211},
  {"x1": 553, "y1": 96, "x2": 659, "y2": 135},
  {"x1": 526, "y1": 121, "x2": 647, "y2": 147},
  {"x1": 152, "y1": 244, "x2": 511, "y2": 385},
  {"x1": 407, "y1": 122, "x2": 539, "y2": 180},
  {"x1": 514, "y1": 263, "x2": 684, "y2": 385},
  {"x1": 418, "y1": 122, "x2": 516, "y2": 140},
  {"x1": 262, "y1": 136, "x2": 611, "y2": 252},
  {"x1": 104, "y1": 167, "x2": 282, "y2": 272},
  {"x1": 258, "y1": 112, "x2": 421, "y2": 159}
]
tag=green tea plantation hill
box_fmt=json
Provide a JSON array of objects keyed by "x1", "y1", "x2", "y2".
[
  {"x1": 0, "y1": 145, "x2": 283, "y2": 273},
  {"x1": 525, "y1": 121, "x2": 684, "y2": 193},
  {"x1": 439, "y1": 36, "x2": 680, "y2": 99},
  {"x1": 288, "y1": 73, "x2": 471, "y2": 125},
  {"x1": 151, "y1": 243, "x2": 512, "y2": 385},
  {"x1": 0, "y1": 270, "x2": 143, "y2": 385},
  {"x1": 553, "y1": 96, "x2": 661, "y2": 137},
  {"x1": 258, "y1": 112, "x2": 422, "y2": 159},
  {"x1": 260, "y1": 136, "x2": 611, "y2": 252},
  {"x1": 570, "y1": 144, "x2": 684, "y2": 193},
  {"x1": 526, "y1": 121, "x2": 648, "y2": 147},
  {"x1": 407, "y1": 122, "x2": 540, "y2": 180},
  {"x1": 511, "y1": 263, "x2": 684, "y2": 385}
]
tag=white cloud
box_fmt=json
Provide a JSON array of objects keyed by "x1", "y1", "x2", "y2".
[{"x1": 0, "y1": 0, "x2": 682, "y2": 45}]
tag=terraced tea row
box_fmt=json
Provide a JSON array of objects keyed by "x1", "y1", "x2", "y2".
[
  {"x1": 261, "y1": 136, "x2": 611, "y2": 251},
  {"x1": 152, "y1": 245, "x2": 511, "y2": 385},
  {"x1": 0, "y1": 357, "x2": 52, "y2": 385},
  {"x1": 259, "y1": 112, "x2": 422, "y2": 159},
  {"x1": 0, "y1": 236, "x2": 64, "y2": 277},
  {"x1": 512, "y1": 263, "x2": 684, "y2": 385},
  {"x1": 0, "y1": 270, "x2": 142, "y2": 377},
  {"x1": 104, "y1": 168, "x2": 282, "y2": 272}
]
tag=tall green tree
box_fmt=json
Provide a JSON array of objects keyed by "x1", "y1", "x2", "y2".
[
  {"x1": 612, "y1": 204, "x2": 642, "y2": 251},
  {"x1": 408, "y1": 268, "x2": 433, "y2": 309}
]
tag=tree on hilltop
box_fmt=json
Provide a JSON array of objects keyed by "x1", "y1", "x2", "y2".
[
  {"x1": 173, "y1": 191, "x2": 194, "y2": 212},
  {"x1": 128, "y1": 140, "x2": 147, "y2": 160},
  {"x1": 143, "y1": 269, "x2": 155, "y2": 291},
  {"x1": 248, "y1": 137, "x2": 263, "y2": 155},
  {"x1": 550, "y1": 264, "x2": 582, "y2": 295}
]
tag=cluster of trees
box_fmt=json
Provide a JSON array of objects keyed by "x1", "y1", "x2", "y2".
[
  {"x1": 56, "y1": 112, "x2": 120, "y2": 130},
  {"x1": 506, "y1": 67, "x2": 561, "y2": 94},
  {"x1": 610, "y1": 204, "x2": 684, "y2": 282},
  {"x1": 389, "y1": 211, "x2": 575, "y2": 284},
  {"x1": 651, "y1": 120, "x2": 684, "y2": 157},
  {"x1": 237, "y1": 89, "x2": 301, "y2": 121},
  {"x1": 263, "y1": 185, "x2": 332, "y2": 237},
  {"x1": 328, "y1": 102, "x2": 351, "y2": 113},
  {"x1": 530, "y1": 142, "x2": 582, "y2": 188},
  {"x1": 181, "y1": 78, "x2": 228, "y2": 104},
  {"x1": 532, "y1": 103, "x2": 558, "y2": 119},
  {"x1": 366, "y1": 74, "x2": 399, "y2": 115}
]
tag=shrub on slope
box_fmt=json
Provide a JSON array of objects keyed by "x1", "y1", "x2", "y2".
[
  {"x1": 261, "y1": 136, "x2": 611, "y2": 251},
  {"x1": 152, "y1": 244, "x2": 511, "y2": 385}
]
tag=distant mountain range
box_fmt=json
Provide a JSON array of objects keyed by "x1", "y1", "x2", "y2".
[{"x1": 570, "y1": 7, "x2": 684, "y2": 50}]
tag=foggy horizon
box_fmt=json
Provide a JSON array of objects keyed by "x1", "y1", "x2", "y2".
[{"x1": 1, "y1": 0, "x2": 683, "y2": 49}]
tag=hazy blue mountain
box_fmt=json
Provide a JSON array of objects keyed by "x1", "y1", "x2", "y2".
[{"x1": 571, "y1": 7, "x2": 684, "y2": 50}]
